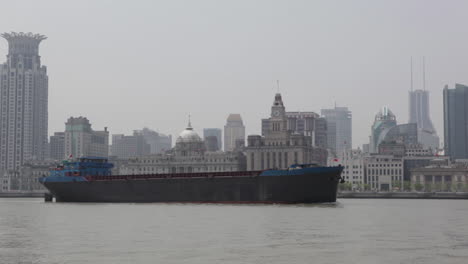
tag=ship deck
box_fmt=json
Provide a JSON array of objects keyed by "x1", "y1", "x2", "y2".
[{"x1": 85, "y1": 170, "x2": 264, "y2": 181}]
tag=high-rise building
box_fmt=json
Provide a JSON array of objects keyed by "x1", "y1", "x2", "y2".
[
  {"x1": 409, "y1": 90, "x2": 439, "y2": 150},
  {"x1": 64, "y1": 117, "x2": 109, "y2": 158},
  {"x1": 49, "y1": 132, "x2": 65, "y2": 161},
  {"x1": 262, "y1": 111, "x2": 327, "y2": 148},
  {"x1": 321, "y1": 106, "x2": 352, "y2": 156},
  {"x1": 0, "y1": 32, "x2": 48, "y2": 176},
  {"x1": 203, "y1": 128, "x2": 222, "y2": 151},
  {"x1": 443, "y1": 84, "x2": 468, "y2": 159},
  {"x1": 245, "y1": 93, "x2": 328, "y2": 170},
  {"x1": 111, "y1": 131, "x2": 150, "y2": 159},
  {"x1": 314, "y1": 117, "x2": 328, "y2": 149},
  {"x1": 224, "y1": 114, "x2": 245, "y2": 152},
  {"x1": 369, "y1": 107, "x2": 397, "y2": 153},
  {"x1": 135, "y1": 128, "x2": 172, "y2": 154},
  {"x1": 409, "y1": 90, "x2": 435, "y2": 132}
]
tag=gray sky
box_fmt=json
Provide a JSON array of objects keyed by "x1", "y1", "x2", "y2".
[{"x1": 1, "y1": 0, "x2": 468, "y2": 148}]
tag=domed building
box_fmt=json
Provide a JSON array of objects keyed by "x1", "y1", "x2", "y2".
[
  {"x1": 174, "y1": 121, "x2": 205, "y2": 156},
  {"x1": 369, "y1": 107, "x2": 397, "y2": 153},
  {"x1": 120, "y1": 121, "x2": 246, "y2": 175}
]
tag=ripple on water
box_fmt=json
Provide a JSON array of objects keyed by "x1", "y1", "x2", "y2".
[{"x1": 0, "y1": 198, "x2": 468, "y2": 264}]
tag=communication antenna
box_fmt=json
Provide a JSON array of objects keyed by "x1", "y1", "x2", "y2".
[
  {"x1": 423, "y1": 56, "x2": 426, "y2": 91},
  {"x1": 188, "y1": 114, "x2": 192, "y2": 128},
  {"x1": 410, "y1": 56, "x2": 413, "y2": 91}
]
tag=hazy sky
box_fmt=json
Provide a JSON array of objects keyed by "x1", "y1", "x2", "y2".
[{"x1": 1, "y1": 0, "x2": 468, "y2": 148}]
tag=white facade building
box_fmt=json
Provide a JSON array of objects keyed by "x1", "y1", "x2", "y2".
[
  {"x1": 0, "y1": 32, "x2": 49, "y2": 177},
  {"x1": 0, "y1": 159, "x2": 55, "y2": 192},
  {"x1": 120, "y1": 122, "x2": 246, "y2": 175},
  {"x1": 366, "y1": 155, "x2": 403, "y2": 191},
  {"x1": 339, "y1": 149, "x2": 365, "y2": 188}
]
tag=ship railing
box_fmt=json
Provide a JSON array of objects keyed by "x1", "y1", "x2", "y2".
[{"x1": 85, "y1": 171, "x2": 263, "y2": 181}]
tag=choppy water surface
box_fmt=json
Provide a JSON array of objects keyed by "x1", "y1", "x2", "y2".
[{"x1": 0, "y1": 198, "x2": 467, "y2": 264}]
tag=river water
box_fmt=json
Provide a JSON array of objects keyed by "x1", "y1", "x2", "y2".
[{"x1": 0, "y1": 198, "x2": 467, "y2": 264}]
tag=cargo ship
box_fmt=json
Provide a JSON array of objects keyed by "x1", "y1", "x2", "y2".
[{"x1": 40, "y1": 157, "x2": 344, "y2": 203}]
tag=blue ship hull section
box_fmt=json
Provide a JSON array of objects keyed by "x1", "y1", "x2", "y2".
[
  {"x1": 40, "y1": 176, "x2": 88, "y2": 183},
  {"x1": 40, "y1": 166, "x2": 344, "y2": 203}
]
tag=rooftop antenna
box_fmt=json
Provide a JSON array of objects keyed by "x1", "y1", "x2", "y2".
[
  {"x1": 188, "y1": 114, "x2": 192, "y2": 128},
  {"x1": 423, "y1": 56, "x2": 426, "y2": 91},
  {"x1": 410, "y1": 56, "x2": 413, "y2": 91}
]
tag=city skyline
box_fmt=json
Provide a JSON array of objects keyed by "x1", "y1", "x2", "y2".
[
  {"x1": 0, "y1": 32, "x2": 454, "y2": 152},
  {"x1": 2, "y1": 3, "x2": 468, "y2": 264},
  {"x1": 1, "y1": 1, "x2": 468, "y2": 148}
]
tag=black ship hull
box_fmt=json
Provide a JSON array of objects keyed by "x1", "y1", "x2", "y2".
[{"x1": 42, "y1": 170, "x2": 341, "y2": 203}]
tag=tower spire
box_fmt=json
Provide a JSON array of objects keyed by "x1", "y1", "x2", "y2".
[
  {"x1": 410, "y1": 56, "x2": 413, "y2": 91},
  {"x1": 276, "y1": 80, "x2": 280, "y2": 93},
  {"x1": 187, "y1": 114, "x2": 192, "y2": 129},
  {"x1": 423, "y1": 56, "x2": 426, "y2": 91}
]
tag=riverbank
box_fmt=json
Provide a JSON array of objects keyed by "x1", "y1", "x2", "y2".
[{"x1": 338, "y1": 191, "x2": 468, "y2": 199}]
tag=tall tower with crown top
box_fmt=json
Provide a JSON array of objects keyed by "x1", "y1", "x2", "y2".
[{"x1": 0, "y1": 32, "x2": 49, "y2": 176}]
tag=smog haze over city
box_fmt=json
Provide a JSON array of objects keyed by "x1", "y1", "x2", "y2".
[
  {"x1": 1, "y1": 0, "x2": 468, "y2": 147},
  {"x1": 4, "y1": 1, "x2": 468, "y2": 264}
]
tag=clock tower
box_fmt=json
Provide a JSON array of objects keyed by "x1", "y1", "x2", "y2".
[
  {"x1": 245, "y1": 92, "x2": 328, "y2": 171},
  {"x1": 271, "y1": 93, "x2": 285, "y2": 117},
  {"x1": 270, "y1": 93, "x2": 287, "y2": 132}
]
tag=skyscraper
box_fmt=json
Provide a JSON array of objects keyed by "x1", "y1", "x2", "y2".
[
  {"x1": 443, "y1": 84, "x2": 468, "y2": 159},
  {"x1": 64, "y1": 117, "x2": 109, "y2": 158},
  {"x1": 203, "y1": 128, "x2": 222, "y2": 151},
  {"x1": 369, "y1": 107, "x2": 397, "y2": 153},
  {"x1": 408, "y1": 90, "x2": 439, "y2": 150},
  {"x1": 111, "y1": 131, "x2": 150, "y2": 159},
  {"x1": 0, "y1": 32, "x2": 48, "y2": 175},
  {"x1": 409, "y1": 90, "x2": 435, "y2": 132},
  {"x1": 49, "y1": 132, "x2": 65, "y2": 161},
  {"x1": 408, "y1": 57, "x2": 439, "y2": 151},
  {"x1": 224, "y1": 114, "x2": 245, "y2": 151},
  {"x1": 321, "y1": 106, "x2": 352, "y2": 156},
  {"x1": 134, "y1": 128, "x2": 172, "y2": 154}
]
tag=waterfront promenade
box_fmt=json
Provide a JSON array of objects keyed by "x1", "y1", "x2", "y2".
[{"x1": 338, "y1": 191, "x2": 468, "y2": 199}]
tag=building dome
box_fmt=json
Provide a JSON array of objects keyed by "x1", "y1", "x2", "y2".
[
  {"x1": 176, "y1": 122, "x2": 202, "y2": 144},
  {"x1": 375, "y1": 106, "x2": 396, "y2": 121}
]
